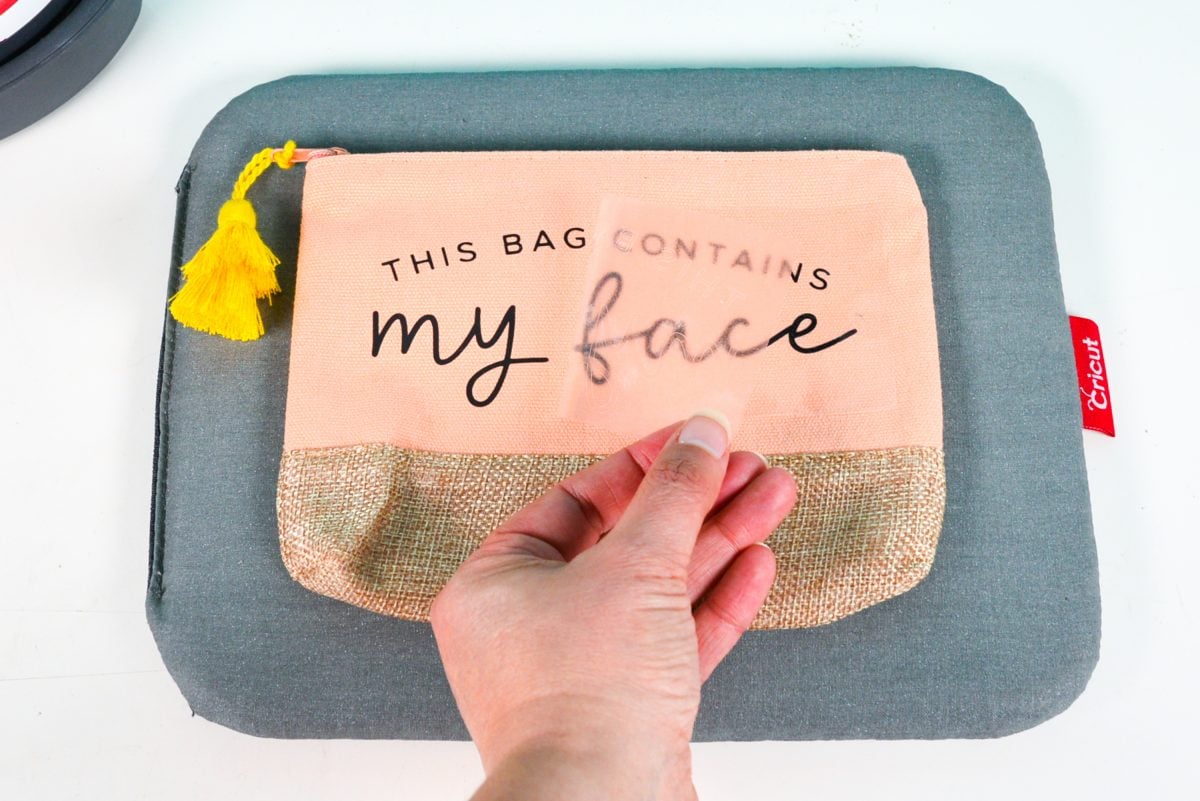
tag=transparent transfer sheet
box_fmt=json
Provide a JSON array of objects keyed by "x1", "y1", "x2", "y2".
[{"x1": 561, "y1": 193, "x2": 908, "y2": 438}]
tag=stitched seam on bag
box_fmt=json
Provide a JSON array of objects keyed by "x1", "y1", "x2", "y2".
[{"x1": 148, "y1": 163, "x2": 193, "y2": 600}]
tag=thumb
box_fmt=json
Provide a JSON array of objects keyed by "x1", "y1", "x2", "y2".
[{"x1": 601, "y1": 409, "x2": 732, "y2": 568}]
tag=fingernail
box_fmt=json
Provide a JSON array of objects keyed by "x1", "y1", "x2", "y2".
[
  {"x1": 749, "y1": 451, "x2": 769, "y2": 468},
  {"x1": 678, "y1": 408, "x2": 731, "y2": 458}
]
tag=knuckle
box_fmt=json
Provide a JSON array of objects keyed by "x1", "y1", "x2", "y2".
[
  {"x1": 706, "y1": 595, "x2": 752, "y2": 633},
  {"x1": 630, "y1": 560, "x2": 690, "y2": 589},
  {"x1": 603, "y1": 546, "x2": 690, "y2": 588},
  {"x1": 428, "y1": 580, "x2": 465, "y2": 631},
  {"x1": 708, "y1": 516, "x2": 748, "y2": 553},
  {"x1": 554, "y1": 481, "x2": 607, "y2": 536},
  {"x1": 428, "y1": 589, "x2": 450, "y2": 629},
  {"x1": 649, "y1": 453, "x2": 709, "y2": 494}
]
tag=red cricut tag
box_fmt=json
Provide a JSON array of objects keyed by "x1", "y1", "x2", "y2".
[{"x1": 1069, "y1": 316, "x2": 1115, "y2": 437}]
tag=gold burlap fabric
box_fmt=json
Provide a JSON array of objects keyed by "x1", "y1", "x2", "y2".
[{"x1": 277, "y1": 444, "x2": 945, "y2": 629}]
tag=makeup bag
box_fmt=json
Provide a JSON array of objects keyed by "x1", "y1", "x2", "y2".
[
  {"x1": 186, "y1": 148, "x2": 944, "y2": 630},
  {"x1": 147, "y1": 68, "x2": 1099, "y2": 740}
]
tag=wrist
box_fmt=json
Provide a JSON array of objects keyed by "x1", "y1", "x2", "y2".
[
  {"x1": 471, "y1": 737, "x2": 661, "y2": 801},
  {"x1": 470, "y1": 696, "x2": 681, "y2": 801}
]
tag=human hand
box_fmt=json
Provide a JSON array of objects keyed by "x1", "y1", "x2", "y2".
[{"x1": 431, "y1": 411, "x2": 799, "y2": 801}]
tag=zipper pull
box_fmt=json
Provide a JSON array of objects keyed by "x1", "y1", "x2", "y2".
[
  {"x1": 168, "y1": 141, "x2": 347, "y2": 342},
  {"x1": 274, "y1": 146, "x2": 349, "y2": 164}
]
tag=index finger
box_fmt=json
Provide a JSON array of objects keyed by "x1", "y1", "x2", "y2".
[{"x1": 479, "y1": 420, "x2": 680, "y2": 561}]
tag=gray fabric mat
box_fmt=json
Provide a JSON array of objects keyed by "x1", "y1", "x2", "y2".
[{"x1": 146, "y1": 68, "x2": 1100, "y2": 740}]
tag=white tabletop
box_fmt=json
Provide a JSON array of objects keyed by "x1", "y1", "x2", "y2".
[{"x1": 1, "y1": 1, "x2": 1196, "y2": 798}]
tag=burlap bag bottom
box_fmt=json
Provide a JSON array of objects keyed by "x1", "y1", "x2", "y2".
[{"x1": 277, "y1": 445, "x2": 945, "y2": 630}]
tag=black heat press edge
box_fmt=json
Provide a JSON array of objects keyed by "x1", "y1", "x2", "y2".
[{"x1": 0, "y1": 0, "x2": 140, "y2": 141}]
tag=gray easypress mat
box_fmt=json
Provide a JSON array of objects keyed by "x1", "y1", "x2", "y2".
[{"x1": 146, "y1": 68, "x2": 1100, "y2": 740}]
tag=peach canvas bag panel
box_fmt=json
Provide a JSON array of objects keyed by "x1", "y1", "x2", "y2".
[{"x1": 263, "y1": 149, "x2": 945, "y2": 630}]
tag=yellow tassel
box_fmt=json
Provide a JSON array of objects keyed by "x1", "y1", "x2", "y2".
[{"x1": 169, "y1": 141, "x2": 297, "y2": 341}]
